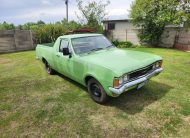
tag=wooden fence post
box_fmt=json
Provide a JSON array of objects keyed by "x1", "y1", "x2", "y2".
[
  {"x1": 29, "y1": 30, "x2": 34, "y2": 49},
  {"x1": 13, "y1": 30, "x2": 17, "y2": 50},
  {"x1": 126, "y1": 29, "x2": 128, "y2": 41}
]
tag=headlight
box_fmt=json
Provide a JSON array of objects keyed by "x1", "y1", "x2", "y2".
[
  {"x1": 123, "y1": 74, "x2": 129, "y2": 83},
  {"x1": 152, "y1": 64, "x2": 156, "y2": 69},
  {"x1": 118, "y1": 77, "x2": 123, "y2": 85},
  {"x1": 155, "y1": 60, "x2": 163, "y2": 68},
  {"x1": 159, "y1": 60, "x2": 163, "y2": 67},
  {"x1": 153, "y1": 60, "x2": 163, "y2": 70},
  {"x1": 155, "y1": 62, "x2": 160, "y2": 68}
]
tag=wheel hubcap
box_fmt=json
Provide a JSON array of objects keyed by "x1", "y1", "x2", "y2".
[{"x1": 90, "y1": 84, "x2": 101, "y2": 97}]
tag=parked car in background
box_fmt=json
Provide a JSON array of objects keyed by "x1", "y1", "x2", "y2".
[{"x1": 36, "y1": 34, "x2": 163, "y2": 104}]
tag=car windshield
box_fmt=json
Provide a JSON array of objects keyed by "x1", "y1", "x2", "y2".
[{"x1": 71, "y1": 35, "x2": 114, "y2": 54}]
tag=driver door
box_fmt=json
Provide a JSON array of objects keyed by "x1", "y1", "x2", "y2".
[{"x1": 55, "y1": 39, "x2": 70, "y2": 76}]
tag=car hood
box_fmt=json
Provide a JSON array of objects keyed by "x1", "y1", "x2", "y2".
[{"x1": 80, "y1": 48, "x2": 162, "y2": 76}]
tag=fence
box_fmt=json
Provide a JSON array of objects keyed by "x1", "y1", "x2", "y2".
[
  {"x1": 0, "y1": 30, "x2": 34, "y2": 53},
  {"x1": 174, "y1": 28, "x2": 190, "y2": 51},
  {"x1": 159, "y1": 28, "x2": 177, "y2": 48},
  {"x1": 159, "y1": 28, "x2": 190, "y2": 51}
]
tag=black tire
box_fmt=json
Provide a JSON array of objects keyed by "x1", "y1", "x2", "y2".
[
  {"x1": 87, "y1": 78, "x2": 109, "y2": 104},
  {"x1": 45, "y1": 61, "x2": 54, "y2": 75}
]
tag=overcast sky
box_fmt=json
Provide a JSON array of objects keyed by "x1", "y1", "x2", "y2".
[{"x1": 0, "y1": 0, "x2": 134, "y2": 25}]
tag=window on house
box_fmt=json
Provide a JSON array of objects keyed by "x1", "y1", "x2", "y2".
[{"x1": 108, "y1": 23, "x2": 115, "y2": 30}]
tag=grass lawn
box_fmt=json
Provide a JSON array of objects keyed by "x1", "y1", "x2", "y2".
[{"x1": 0, "y1": 48, "x2": 190, "y2": 137}]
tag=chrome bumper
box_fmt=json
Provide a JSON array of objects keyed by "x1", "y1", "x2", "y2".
[{"x1": 109, "y1": 68, "x2": 163, "y2": 95}]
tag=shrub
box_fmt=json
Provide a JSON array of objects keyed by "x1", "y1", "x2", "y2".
[
  {"x1": 112, "y1": 40, "x2": 134, "y2": 48},
  {"x1": 15, "y1": 19, "x2": 82, "y2": 44},
  {"x1": 32, "y1": 24, "x2": 68, "y2": 44},
  {"x1": 31, "y1": 20, "x2": 82, "y2": 44},
  {"x1": 112, "y1": 40, "x2": 120, "y2": 46}
]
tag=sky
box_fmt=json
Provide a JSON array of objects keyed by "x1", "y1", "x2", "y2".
[{"x1": 0, "y1": 0, "x2": 134, "y2": 25}]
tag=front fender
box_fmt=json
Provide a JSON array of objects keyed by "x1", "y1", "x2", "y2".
[{"x1": 83, "y1": 64, "x2": 117, "y2": 96}]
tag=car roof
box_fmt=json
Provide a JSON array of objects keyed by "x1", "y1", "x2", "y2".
[{"x1": 60, "y1": 33, "x2": 102, "y2": 39}]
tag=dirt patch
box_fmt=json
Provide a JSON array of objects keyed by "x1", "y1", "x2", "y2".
[
  {"x1": 183, "y1": 116, "x2": 190, "y2": 124},
  {"x1": 187, "y1": 61, "x2": 190, "y2": 64},
  {"x1": 0, "y1": 58, "x2": 11, "y2": 64}
]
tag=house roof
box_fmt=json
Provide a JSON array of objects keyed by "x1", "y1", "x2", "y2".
[
  {"x1": 102, "y1": 19, "x2": 130, "y2": 23},
  {"x1": 102, "y1": 19, "x2": 184, "y2": 28}
]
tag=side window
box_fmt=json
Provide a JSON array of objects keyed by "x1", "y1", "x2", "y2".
[{"x1": 59, "y1": 39, "x2": 69, "y2": 52}]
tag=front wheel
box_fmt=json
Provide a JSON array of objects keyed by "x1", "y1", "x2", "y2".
[{"x1": 87, "y1": 78, "x2": 109, "y2": 104}]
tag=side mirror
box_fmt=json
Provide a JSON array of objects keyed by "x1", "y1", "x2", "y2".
[
  {"x1": 63, "y1": 47, "x2": 72, "y2": 58},
  {"x1": 63, "y1": 47, "x2": 70, "y2": 55}
]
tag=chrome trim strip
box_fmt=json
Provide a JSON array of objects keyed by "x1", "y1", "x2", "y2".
[{"x1": 109, "y1": 68, "x2": 163, "y2": 95}]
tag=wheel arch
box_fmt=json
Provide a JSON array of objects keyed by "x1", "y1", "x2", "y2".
[
  {"x1": 84, "y1": 74, "x2": 99, "y2": 86},
  {"x1": 84, "y1": 75, "x2": 94, "y2": 86},
  {"x1": 84, "y1": 73, "x2": 113, "y2": 97},
  {"x1": 42, "y1": 57, "x2": 47, "y2": 64}
]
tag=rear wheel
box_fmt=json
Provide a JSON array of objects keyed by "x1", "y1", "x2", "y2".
[
  {"x1": 87, "y1": 78, "x2": 109, "y2": 104},
  {"x1": 45, "y1": 62, "x2": 54, "y2": 75}
]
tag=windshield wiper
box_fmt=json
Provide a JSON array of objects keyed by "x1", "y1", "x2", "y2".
[
  {"x1": 105, "y1": 45, "x2": 114, "y2": 49},
  {"x1": 88, "y1": 48, "x2": 103, "y2": 54}
]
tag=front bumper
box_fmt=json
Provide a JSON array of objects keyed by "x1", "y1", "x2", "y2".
[{"x1": 109, "y1": 68, "x2": 163, "y2": 95}]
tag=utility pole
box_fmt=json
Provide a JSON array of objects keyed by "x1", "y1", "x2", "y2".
[{"x1": 65, "y1": 0, "x2": 68, "y2": 22}]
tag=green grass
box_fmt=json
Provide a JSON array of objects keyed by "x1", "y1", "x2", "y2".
[{"x1": 0, "y1": 48, "x2": 190, "y2": 137}]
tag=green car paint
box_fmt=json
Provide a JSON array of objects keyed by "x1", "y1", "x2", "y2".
[{"x1": 36, "y1": 33, "x2": 163, "y2": 97}]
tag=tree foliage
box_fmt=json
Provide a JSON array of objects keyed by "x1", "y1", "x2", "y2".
[
  {"x1": 130, "y1": 0, "x2": 190, "y2": 46},
  {"x1": 0, "y1": 19, "x2": 82, "y2": 44},
  {"x1": 31, "y1": 19, "x2": 82, "y2": 44},
  {"x1": 0, "y1": 21, "x2": 15, "y2": 30},
  {"x1": 76, "y1": 0, "x2": 110, "y2": 32}
]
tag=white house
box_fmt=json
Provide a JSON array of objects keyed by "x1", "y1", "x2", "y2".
[
  {"x1": 102, "y1": 19, "x2": 140, "y2": 44},
  {"x1": 102, "y1": 19, "x2": 190, "y2": 51}
]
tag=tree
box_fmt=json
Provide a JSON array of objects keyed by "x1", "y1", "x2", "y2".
[
  {"x1": 130, "y1": 0, "x2": 190, "y2": 46},
  {"x1": 21, "y1": 20, "x2": 45, "y2": 30},
  {"x1": 21, "y1": 22, "x2": 38, "y2": 30},
  {"x1": 76, "y1": 0, "x2": 110, "y2": 32},
  {"x1": 37, "y1": 20, "x2": 45, "y2": 25},
  {"x1": 178, "y1": 0, "x2": 190, "y2": 27},
  {"x1": 0, "y1": 21, "x2": 15, "y2": 30}
]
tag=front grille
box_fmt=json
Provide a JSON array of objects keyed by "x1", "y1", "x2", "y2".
[{"x1": 128, "y1": 64, "x2": 153, "y2": 81}]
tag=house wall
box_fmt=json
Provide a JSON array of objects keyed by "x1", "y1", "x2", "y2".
[
  {"x1": 0, "y1": 30, "x2": 34, "y2": 53},
  {"x1": 104, "y1": 22, "x2": 140, "y2": 44},
  {"x1": 104, "y1": 21, "x2": 190, "y2": 51}
]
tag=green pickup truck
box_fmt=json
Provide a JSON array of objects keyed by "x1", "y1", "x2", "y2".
[{"x1": 36, "y1": 33, "x2": 163, "y2": 104}]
